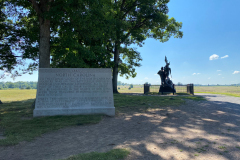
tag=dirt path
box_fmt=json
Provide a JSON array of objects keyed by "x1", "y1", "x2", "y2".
[{"x1": 1, "y1": 94, "x2": 240, "y2": 160}]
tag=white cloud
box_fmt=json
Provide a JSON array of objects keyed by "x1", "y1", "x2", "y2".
[
  {"x1": 221, "y1": 55, "x2": 229, "y2": 59},
  {"x1": 208, "y1": 77, "x2": 211, "y2": 79},
  {"x1": 209, "y1": 54, "x2": 219, "y2": 60},
  {"x1": 4, "y1": 72, "x2": 10, "y2": 76},
  {"x1": 144, "y1": 77, "x2": 148, "y2": 79},
  {"x1": 217, "y1": 70, "x2": 221, "y2": 71},
  {"x1": 218, "y1": 74, "x2": 221, "y2": 75},
  {"x1": 193, "y1": 73, "x2": 200, "y2": 75},
  {"x1": 233, "y1": 71, "x2": 240, "y2": 74}
]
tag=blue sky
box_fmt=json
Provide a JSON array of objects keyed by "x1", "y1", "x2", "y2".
[{"x1": 1, "y1": 0, "x2": 240, "y2": 85}]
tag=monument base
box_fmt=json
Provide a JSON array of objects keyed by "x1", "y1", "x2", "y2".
[
  {"x1": 159, "y1": 85, "x2": 176, "y2": 93},
  {"x1": 33, "y1": 107, "x2": 115, "y2": 117}
]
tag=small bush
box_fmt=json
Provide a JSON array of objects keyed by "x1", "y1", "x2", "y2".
[{"x1": 26, "y1": 86, "x2": 31, "y2": 89}]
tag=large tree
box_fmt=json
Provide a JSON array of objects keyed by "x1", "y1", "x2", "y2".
[
  {"x1": 0, "y1": 0, "x2": 116, "y2": 76},
  {"x1": 110, "y1": 0, "x2": 183, "y2": 93},
  {"x1": 0, "y1": 1, "x2": 21, "y2": 78},
  {"x1": 1, "y1": 0, "x2": 183, "y2": 94},
  {"x1": 49, "y1": 0, "x2": 183, "y2": 93},
  {"x1": 0, "y1": 0, "x2": 53, "y2": 79},
  {"x1": 49, "y1": 0, "x2": 115, "y2": 69}
]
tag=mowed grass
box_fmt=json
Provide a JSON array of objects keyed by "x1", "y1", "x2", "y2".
[
  {"x1": 194, "y1": 86, "x2": 240, "y2": 97},
  {"x1": 0, "y1": 89, "x2": 205, "y2": 146},
  {"x1": 0, "y1": 89, "x2": 37, "y2": 102},
  {"x1": 61, "y1": 148, "x2": 130, "y2": 160},
  {"x1": 118, "y1": 85, "x2": 143, "y2": 93},
  {"x1": 0, "y1": 90, "x2": 102, "y2": 146},
  {"x1": 118, "y1": 85, "x2": 240, "y2": 97},
  {"x1": 114, "y1": 94, "x2": 205, "y2": 113},
  {"x1": 118, "y1": 85, "x2": 192, "y2": 94}
]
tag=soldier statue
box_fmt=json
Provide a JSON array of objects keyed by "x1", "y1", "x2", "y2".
[{"x1": 157, "y1": 56, "x2": 175, "y2": 94}]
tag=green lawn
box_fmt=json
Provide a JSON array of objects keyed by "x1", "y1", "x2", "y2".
[
  {"x1": 61, "y1": 149, "x2": 130, "y2": 160},
  {"x1": 0, "y1": 89, "x2": 102, "y2": 146},
  {"x1": 114, "y1": 93, "x2": 205, "y2": 114}
]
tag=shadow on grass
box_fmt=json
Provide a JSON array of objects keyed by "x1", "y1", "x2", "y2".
[
  {"x1": 0, "y1": 99, "x2": 102, "y2": 146},
  {"x1": 112, "y1": 94, "x2": 240, "y2": 159},
  {"x1": 1, "y1": 94, "x2": 240, "y2": 160},
  {"x1": 61, "y1": 149, "x2": 130, "y2": 160},
  {"x1": 114, "y1": 94, "x2": 205, "y2": 114}
]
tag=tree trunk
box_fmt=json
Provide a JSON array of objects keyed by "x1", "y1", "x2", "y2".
[
  {"x1": 112, "y1": 44, "x2": 120, "y2": 93},
  {"x1": 39, "y1": 17, "x2": 50, "y2": 68}
]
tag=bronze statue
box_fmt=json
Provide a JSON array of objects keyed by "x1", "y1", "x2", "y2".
[
  {"x1": 164, "y1": 56, "x2": 171, "y2": 77},
  {"x1": 157, "y1": 67, "x2": 166, "y2": 85},
  {"x1": 157, "y1": 56, "x2": 175, "y2": 93}
]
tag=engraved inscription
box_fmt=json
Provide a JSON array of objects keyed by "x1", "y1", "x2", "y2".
[{"x1": 35, "y1": 68, "x2": 114, "y2": 110}]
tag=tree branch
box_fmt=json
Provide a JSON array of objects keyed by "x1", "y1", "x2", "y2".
[
  {"x1": 120, "y1": 0, "x2": 126, "y2": 11},
  {"x1": 123, "y1": 18, "x2": 148, "y2": 41},
  {"x1": 0, "y1": 55, "x2": 22, "y2": 57},
  {"x1": 121, "y1": 1, "x2": 139, "y2": 19},
  {"x1": 27, "y1": 0, "x2": 42, "y2": 16}
]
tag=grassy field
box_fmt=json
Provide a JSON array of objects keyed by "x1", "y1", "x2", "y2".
[
  {"x1": 118, "y1": 85, "x2": 143, "y2": 93},
  {"x1": 118, "y1": 85, "x2": 193, "y2": 94},
  {"x1": 118, "y1": 85, "x2": 240, "y2": 97},
  {"x1": 194, "y1": 86, "x2": 240, "y2": 97},
  {"x1": 0, "y1": 89, "x2": 102, "y2": 146}
]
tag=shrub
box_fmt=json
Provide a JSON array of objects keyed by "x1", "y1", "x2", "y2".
[{"x1": 26, "y1": 86, "x2": 31, "y2": 89}]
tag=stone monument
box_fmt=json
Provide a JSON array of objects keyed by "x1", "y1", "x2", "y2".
[
  {"x1": 33, "y1": 68, "x2": 115, "y2": 117},
  {"x1": 157, "y1": 56, "x2": 176, "y2": 93}
]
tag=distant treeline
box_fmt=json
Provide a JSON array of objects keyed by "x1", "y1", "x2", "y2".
[{"x1": 0, "y1": 82, "x2": 37, "y2": 89}]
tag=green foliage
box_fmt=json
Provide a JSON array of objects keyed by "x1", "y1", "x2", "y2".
[
  {"x1": 0, "y1": 81, "x2": 37, "y2": 89},
  {"x1": 50, "y1": 0, "x2": 115, "y2": 69},
  {"x1": 25, "y1": 86, "x2": 31, "y2": 89},
  {"x1": 1, "y1": 0, "x2": 183, "y2": 82},
  {"x1": 129, "y1": 84, "x2": 133, "y2": 88},
  {"x1": 0, "y1": 1, "x2": 20, "y2": 77},
  {"x1": 177, "y1": 82, "x2": 183, "y2": 85},
  {"x1": 111, "y1": 0, "x2": 183, "y2": 81}
]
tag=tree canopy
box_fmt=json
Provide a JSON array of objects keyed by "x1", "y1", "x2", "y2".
[{"x1": 0, "y1": 0, "x2": 183, "y2": 93}]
